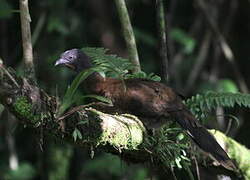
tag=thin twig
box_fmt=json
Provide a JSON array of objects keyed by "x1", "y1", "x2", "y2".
[
  {"x1": 114, "y1": 0, "x2": 141, "y2": 73},
  {"x1": 0, "y1": 59, "x2": 20, "y2": 88},
  {"x1": 194, "y1": 156, "x2": 201, "y2": 180},
  {"x1": 156, "y1": 0, "x2": 169, "y2": 83},
  {"x1": 225, "y1": 118, "x2": 233, "y2": 136}
]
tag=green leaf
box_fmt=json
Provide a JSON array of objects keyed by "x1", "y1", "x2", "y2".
[
  {"x1": 81, "y1": 95, "x2": 112, "y2": 104},
  {"x1": 82, "y1": 47, "x2": 160, "y2": 81},
  {"x1": 57, "y1": 67, "x2": 98, "y2": 116},
  {"x1": 83, "y1": 47, "x2": 133, "y2": 79},
  {"x1": 77, "y1": 120, "x2": 89, "y2": 125},
  {"x1": 72, "y1": 129, "x2": 77, "y2": 142},
  {"x1": 184, "y1": 91, "x2": 250, "y2": 123},
  {"x1": 72, "y1": 128, "x2": 82, "y2": 142},
  {"x1": 175, "y1": 157, "x2": 182, "y2": 169}
]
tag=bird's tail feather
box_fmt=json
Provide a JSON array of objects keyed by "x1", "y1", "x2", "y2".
[{"x1": 172, "y1": 109, "x2": 236, "y2": 171}]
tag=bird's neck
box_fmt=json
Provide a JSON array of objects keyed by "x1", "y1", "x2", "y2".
[
  {"x1": 76, "y1": 56, "x2": 106, "y2": 94},
  {"x1": 76, "y1": 55, "x2": 92, "y2": 73},
  {"x1": 84, "y1": 72, "x2": 106, "y2": 94}
]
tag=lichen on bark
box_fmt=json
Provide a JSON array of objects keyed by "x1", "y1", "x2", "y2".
[{"x1": 87, "y1": 108, "x2": 146, "y2": 150}]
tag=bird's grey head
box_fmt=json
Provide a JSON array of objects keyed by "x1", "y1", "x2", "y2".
[{"x1": 55, "y1": 49, "x2": 92, "y2": 72}]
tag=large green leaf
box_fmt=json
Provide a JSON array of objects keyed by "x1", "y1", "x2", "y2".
[{"x1": 57, "y1": 67, "x2": 98, "y2": 116}]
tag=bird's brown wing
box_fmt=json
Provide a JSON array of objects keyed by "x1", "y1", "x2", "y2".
[{"x1": 108, "y1": 78, "x2": 184, "y2": 117}]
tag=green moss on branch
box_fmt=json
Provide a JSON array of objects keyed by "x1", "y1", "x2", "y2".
[
  {"x1": 13, "y1": 96, "x2": 40, "y2": 125},
  {"x1": 80, "y1": 108, "x2": 146, "y2": 150}
]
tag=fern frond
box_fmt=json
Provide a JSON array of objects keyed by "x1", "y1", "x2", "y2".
[
  {"x1": 82, "y1": 47, "x2": 134, "y2": 79},
  {"x1": 184, "y1": 91, "x2": 250, "y2": 119},
  {"x1": 82, "y1": 47, "x2": 161, "y2": 81},
  {"x1": 125, "y1": 71, "x2": 161, "y2": 81}
]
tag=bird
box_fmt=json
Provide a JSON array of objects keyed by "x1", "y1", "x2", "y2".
[{"x1": 55, "y1": 48, "x2": 236, "y2": 171}]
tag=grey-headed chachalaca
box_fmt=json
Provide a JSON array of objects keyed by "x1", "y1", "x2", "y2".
[{"x1": 55, "y1": 49, "x2": 236, "y2": 170}]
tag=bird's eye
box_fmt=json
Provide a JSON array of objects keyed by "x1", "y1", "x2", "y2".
[{"x1": 69, "y1": 56, "x2": 73, "y2": 59}]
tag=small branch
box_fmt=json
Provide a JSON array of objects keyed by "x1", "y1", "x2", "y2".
[
  {"x1": 114, "y1": 0, "x2": 141, "y2": 73},
  {"x1": 19, "y1": 0, "x2": 35, "y2": 80},
  {"x1": 0, "y1": 61, "x2": 20, "y2": 88},
  {"x1": 156, "y1": 0, "x2": 169, "y2": 83}
]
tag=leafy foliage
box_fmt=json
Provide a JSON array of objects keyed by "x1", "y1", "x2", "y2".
[
  {"x1": 80, "y1": 95, "x2": 112, "y2": 105},
  {"x1": 83, "y1": 47, "x2": 133, "y2": 79},
  {"x1": 125, "y1": 71, "x2": 161, "y2": 81},
  {"x1": 143, "y1": 127, "x2": 194, "y2": 179},
  {"x1": 184, "y1": 91, "x2": 250, "y2": 120},
  {"x1": 82, "y1": 47, "x2": 161, "y2": 81},
  {"x1": 57, "y1": 68, "x2": 97, "y2": 116}
]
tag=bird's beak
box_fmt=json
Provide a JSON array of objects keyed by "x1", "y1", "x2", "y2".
[
  {"x1": 55, "y1": 58, "x2": 68, "y2": 66},
  {"x1": 54, "y1": 58, "x2": 76, "y2": 70}
]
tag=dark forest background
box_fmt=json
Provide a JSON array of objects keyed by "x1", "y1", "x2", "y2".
[{"x1": 0, "y1": 0, "x2": 250, "y2": 179}]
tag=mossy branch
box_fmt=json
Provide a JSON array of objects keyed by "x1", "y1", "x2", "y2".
[
  {"x1": 209, "y1": 130, "x2": 250, "y2": 180},
  {"x1": 0, "y1": 66, "x2": 245, "y2": 178}
]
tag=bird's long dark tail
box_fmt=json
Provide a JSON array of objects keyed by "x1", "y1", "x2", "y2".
[{"x1": 172, "y1": 108, "x2": 236, "y2": 171}]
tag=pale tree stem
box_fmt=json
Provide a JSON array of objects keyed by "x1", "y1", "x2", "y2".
[
  {"x1": 19, "y1": 0, "x2": 36, "y2": 80},
  {"x1": 115, "y1": 0, "x2": 141, "y2": 73}
]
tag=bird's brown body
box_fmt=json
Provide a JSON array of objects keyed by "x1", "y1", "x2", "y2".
[
  {"x1": 55, "y1": 49, "x2": 236, "y2": 171},
  {"x1": 85, "y1": 73, "x2": 182, "y2": 127}
]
